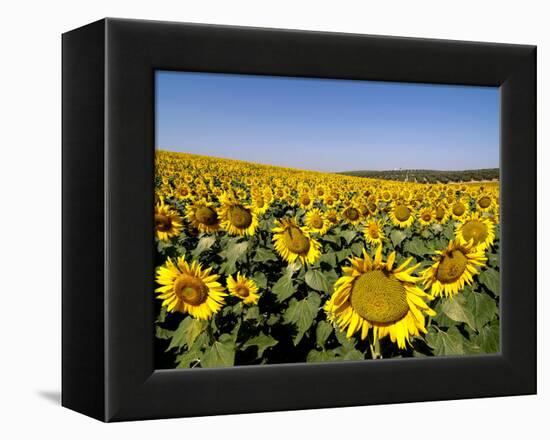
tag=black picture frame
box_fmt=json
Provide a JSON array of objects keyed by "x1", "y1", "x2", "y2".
[{"x1": 62, "y1": 18, "x2": 536, "y2": 422}]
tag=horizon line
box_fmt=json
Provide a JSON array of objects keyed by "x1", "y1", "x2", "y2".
[{"x1": 157, "y1": 148, "x2": 499, "y2": 174}]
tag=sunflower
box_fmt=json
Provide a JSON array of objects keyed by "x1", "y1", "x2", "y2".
[
  {"x1": 297, "y1": 191, "x2": 314, "y2": 210},
  {"x1": 358, "y1": 202, "x2": 370, "y2": 217},
  {"x1": 272, "y1": 218, "x2": 321, "y2": 265},
  {"x1": 172, "y1": 183, "x2": 193, "y2": 200},
  {"x1": 366, "y1": 200, "x2": 378, "y2": 216},
  {"x1": 433, "y1": 203, "x2": 450, "y2": 224},
  {"x1": 425, "y1": 188, "x2": 438, "y2": 202},
  {"x1": 210, "y1": 187, "x2": 223, "y2": 198},
  {"x1": 329, "y1": 189, "x2": 341, "y2": 202},
  {"x1": 315, "y1": 185, "x2": 327, "y2": 199},
  {"x1": 226, "y1": 273, "x2": 260, "y2": 305},
  {"x1": 263, "y1": 187, "x2": 274, "y2": 201},
  {"x1": 326, "y1": 209, "x2": 340, "y2": 226},
  {"x1": 154, "y1": 201, "x2": 183, "y2": 241},
  {"x1": 400, "y1": 189, "x2": 413, "y2": 202},
  {"x1": 380, "y1": 189, "x2": 393, "y2": 203},
  {"x1": 155, "y1": 256, "x2": 226, "y2": 319},
  {"x1": 363, "y1": 219, "x2": 385, "y2": 246},
  {"x1": 219, "y1": 193, "x2": 259, "y2": 236},
  {"x1": 476, "y1": 193, "x2": 496, "y2": 212},
  {"x1": 323, "y1": 194, "x2": 339, "y2": 209},
  {"x1": 185, "y1": 200, "x2": 220, "y2": 233},
  {"x1": 274, "y1": 187, "x2": 287, "y2": 200},
  {"x1": 341, "y1": 205, "x2": 362, "y2": 225},
  {"x1": 324, "y1": 246, "x2": 435, "y2": 349},
  {"x1": 417, "y1": 207, "x2": 435, "y2": 227},
  {"x1": 455, "y1": 212, "x2": 496, "y2": 250},
  {"x1": 389, "y1": 202, "x2": 415, "y2": 229},
  {"x1": 483, "y1": 209, "x2": 500, "y2": 225},
  {"x1": 450, "y1": 198, "x2": 470, "y2": 220},
  {"x1": 421, "y1": 239, "x2": 487, "y2": 298},
  {"x1": 252, "y1": 193, "x2": 271, "y2": 215},
  {"x1": 304, "y1": 208, "x2": 330, "y2": 235},
  {"x1": 445, "y1": 186, "x2": 456, "y2": 198},
  {"x1": 235, "y1": 188, "x2": 248, "y2": 200}
]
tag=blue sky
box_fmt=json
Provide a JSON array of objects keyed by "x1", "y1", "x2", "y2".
[{"x1": 156, "y1": 71, "x2": 499, "y2": 172}]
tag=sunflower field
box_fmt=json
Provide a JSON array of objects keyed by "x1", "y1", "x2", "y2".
[{"x1": 154, "y1": 150, "x2": 500, "y2": 368}]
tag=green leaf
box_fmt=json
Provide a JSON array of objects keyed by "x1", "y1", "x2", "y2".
[
  {"x1": 426, "y1": 327, "x2": 465, "y2": 356},
  {"x1": 284, "y1": 292, "x2": 321, "y2": 345},
  {"x1": 156, "y1": 240, "x2": 173, "y2": 254},
  {"x1": 243, "y1": 306, "x2": 260, "y2": 321},
  {"x1": 479, "y1": 267, "x2": 500, "y2": 296},
  {"x1": 350, "y1": 242, "x2": 364, "y2": 256},
  {"x1": 155, "y1": 326, "x2": 173, "y2": 340},
  {"x1": 307, "y1": 349, "x2": 334, "y2": 363},
  {"x1": 191, "y1": 235, "x2": 216, "y2": 258},
  {"x1": 305, "y1": 270, "x2": 331, "y2": 293},
  {"x1": 231, "y1": 302, "x2": 243, "y2": 316},
  {"x1": 242, "y1": 333, "x2": 278, "y2": 357},
  {"x1": 323, "y1": 269, "x2": 339, "y2": 287},
  {"x1": 403, "y1": 238, "x2": 430, "y2": 257},
  {"x1": 463, "y1": 288, "x2": 499, "y2": 330},
  {"x1": 201, "y1": 334, "x2": 236, "y2": 368},
  {"x1": 167, "y1": 317, "x2": 207, "y2": 351},
  {"x1": 335, "y1": 347, "x2": 364, "y2": 361},
  {"x1": 331, "y1": 328, "x2": 363, "y2": 359},
  {"x1": 433, "y1": 301, "x2": 458, "y2": 328},
  {"x1": 443, "y1": 222, "x2": 455, "y2": 240},
  {"x1": 266, "y1": 314, "x2": 280, "y2": 325},
  {"x1": 488, "y1": 252, "x2": 500, "y2": 268},
  {"x1": 272, "y1": 270, "x2": 295, "y2": 302},
  {"x1": 252, "y1": 272, "x2": 268, "y2": 289},
  {"x1": 315, "y1": 321, "x2": 333, "y2": 348},
  {"x1": 390, "y1": 229, "x2": 407, "y2": 247},
  {"x1": 431, "y1": 237, "x2": 448, "y2": 250},
  {"x1": 307, "y1": 346, "x2": 364, "y2": 363},
  {"x1": 336, "y1": 248, "x2": 353, "y2": 261},
  {"x1": 431, "y1": 223, "x2": 443, "y2": 234},
  {"x1": 155, "y1": 307, "x2": 167, "y2": 324},
  {"x1": 322, "y1": 233, "x2": 341, "y2": 246},
  {"x1": 341, "y1": 230, "x2": 357, "y2": 244},
  {"x1": 319, "y1": 252, "x2": 337, "y2": 267},
  {"x1": 227, "y1": 240, "x2": 249, "y2": 261},
  {"x1": 420, "y1": 228, "x2": 432, "y2": 239},
  {"x1": 334, "y1": 328, "x2": 356, "y2": 350},
  {"x1": 175, "y1": 346, "x2": 202, "y2": 368},
  {"x1": 440, "y1": 295, "x2": 476, "y2": 330},
  {"x1": 463, "y1": 339, "x2": 484, "y2": 355},
  {"x1": 289, "y1": 261, "x2": 302, "y2": 273},
  {"x1": 175, "y1": 244, "x2": 187, "y2": 255},
  {"x1": 253, "y1": 247, "x2": 278, "y2": 263},
  {"x1": 230, "y1": 321, "x2": 241, "y2": 344},
  {"x1": 259, "y1": 218, "x2": 274, "y2": 231},
  {"x1": 474, "y1": 320, "x2": 500, "y2": 353},
  {"x1": 219, "y1": 240, "x2": 249, "y2": 274}
]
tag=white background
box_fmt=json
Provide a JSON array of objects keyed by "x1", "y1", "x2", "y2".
[{"x1": 0, "y1": 0, "x2": 546, "y2": 437}]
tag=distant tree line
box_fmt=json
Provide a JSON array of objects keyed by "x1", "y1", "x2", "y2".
[{"x1": 339, "y1": 168, "x2": 499, "y2": 183}]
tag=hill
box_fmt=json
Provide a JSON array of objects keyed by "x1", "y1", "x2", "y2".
[{"x1": 338, "y1": 168, "x2": 499, "y2": 183}]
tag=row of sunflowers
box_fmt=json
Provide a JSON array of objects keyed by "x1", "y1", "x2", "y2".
[{"x1": 154, "y1": 150, "x2": 500, "y2": 368}]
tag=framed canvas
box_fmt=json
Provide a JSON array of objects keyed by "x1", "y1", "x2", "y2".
[{"x1": 62, "y1": 18, "x2": 536, "y2": 422}]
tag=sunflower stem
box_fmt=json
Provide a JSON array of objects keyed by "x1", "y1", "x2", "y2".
[
  {"x1": 370, "y1": 339, "x2": 381, "y2": 359},
  {"x1": 207, "y1": 320, "x2": 215, "y2": 344}
]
